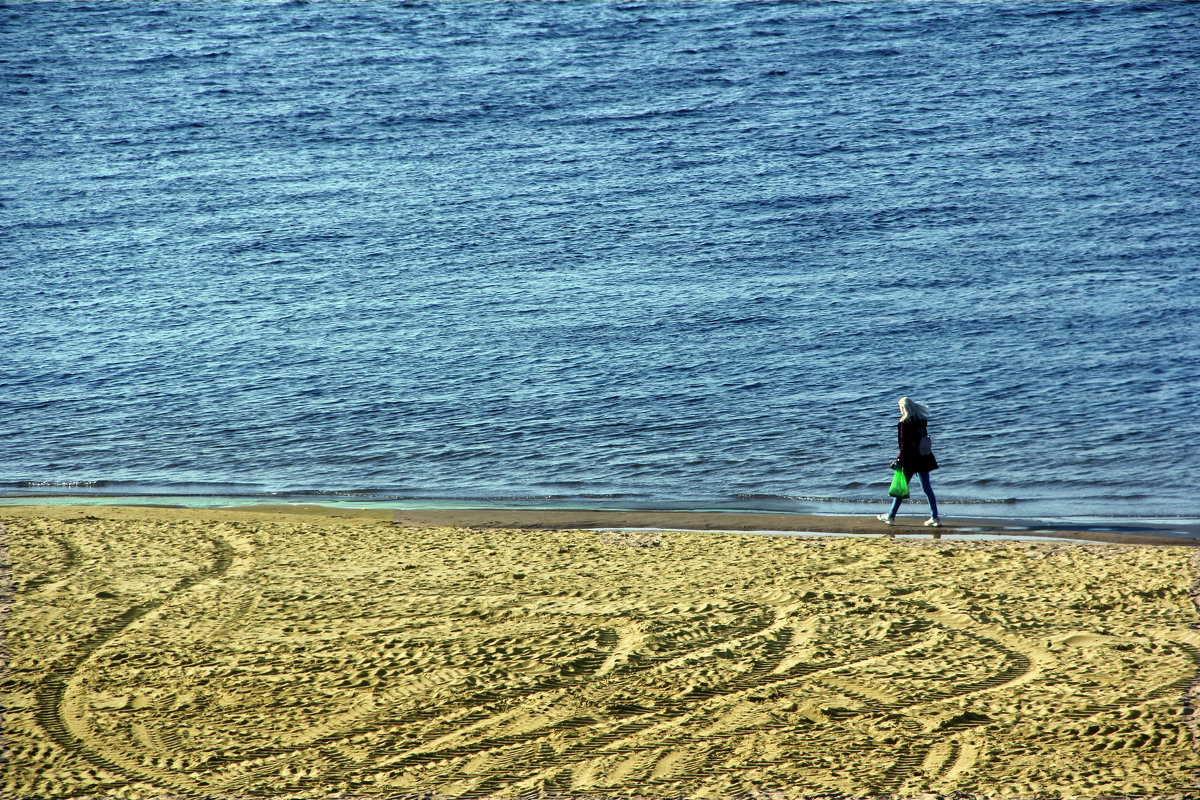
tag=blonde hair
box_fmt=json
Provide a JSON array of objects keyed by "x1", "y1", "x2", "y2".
[{"x1": 899, "y1": 396, "x2": 929, "y2": 421}]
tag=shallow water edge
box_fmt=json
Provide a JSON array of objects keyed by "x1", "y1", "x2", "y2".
[{"x1": 3, "y1": 499, "x2": 1196, "y2": 548}]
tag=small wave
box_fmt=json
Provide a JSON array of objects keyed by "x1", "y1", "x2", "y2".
[
  {"x1": 737, "y1": 494, "x2": 1020, "y2": 507},
  {"x1": 16, "y1": 480, "x2": 108, "y2": 489},
  {"x1": 160, "y1": 121, "x2": 207, "y2": 131},
  {"x1": 2, "y1": 480, "x2": 267, "y2": 497},
  {"x1": 130, "y1": 53, "x2": 181, "y2": 65}
]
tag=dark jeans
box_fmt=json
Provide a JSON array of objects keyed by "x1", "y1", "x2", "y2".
[{"x1": 889, "y1": 470, "x2": 938, "y2": 519}]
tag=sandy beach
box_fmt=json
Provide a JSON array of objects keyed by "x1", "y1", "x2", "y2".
[{"x1": 3, "y1": 504, "x2": 1198, "y2": 799}]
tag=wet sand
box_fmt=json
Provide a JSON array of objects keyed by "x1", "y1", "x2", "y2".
[
  {"x1": 385, "y1": 507, "x2": 1200, "y2": 547},
  {"x1": 3, "y1": 503, "x2": 1199, "y2": 799}
]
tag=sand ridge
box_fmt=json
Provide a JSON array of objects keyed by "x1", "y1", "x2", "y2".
[{"x1": 2, "y1": 504, "x2": 1199, "y2": 799}]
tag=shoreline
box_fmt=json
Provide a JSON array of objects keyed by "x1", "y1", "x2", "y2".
[
  {"x1": 3, "y1": 501, "x2": 1197, "y2": 547},
  {"x1": 384, "y1": 506, "x2": 1200, "y2": 548}
]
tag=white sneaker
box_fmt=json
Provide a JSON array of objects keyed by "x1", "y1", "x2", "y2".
[
  {"x1": 924, "y1": 518, "x2": 941, "y2": 527},
  {"x1": 876, "y1": 515, "x2": 894, "y2": 526}
]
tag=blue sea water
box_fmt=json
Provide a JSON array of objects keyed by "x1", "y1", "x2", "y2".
[{"x1": 2, "y1": 1, "x2": 1199, "y2": 519}]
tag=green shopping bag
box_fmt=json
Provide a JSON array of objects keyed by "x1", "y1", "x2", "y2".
[{"x1": 888, "y1": 468, "x2": 910, "y2": 499}]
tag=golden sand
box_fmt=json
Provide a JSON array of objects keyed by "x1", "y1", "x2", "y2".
[{"x1": 2, "y1": 505, "x2": 1198, "y2": 799}]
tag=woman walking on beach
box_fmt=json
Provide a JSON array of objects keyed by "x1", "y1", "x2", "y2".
[{"x1": 878, "y1": 396, "x2": 941, "y2": 527}]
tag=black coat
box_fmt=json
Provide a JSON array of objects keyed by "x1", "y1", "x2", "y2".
[{"x1": 896, "y1": 418, "x2": 939, "y2": 474}]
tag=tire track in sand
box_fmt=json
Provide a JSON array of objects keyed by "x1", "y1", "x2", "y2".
[
  {"x1": 201, "y1": 600, "x2": 780, "y2": 796},
  {"x1": 32, "y1": 533, "x2": 235, "y2": 789},
  {"x1": 369, "y1": 617, "x2": 945, "y2": 796},
  {"x1": 1184, "y1": 549, "x2": 1200, "y2": 776},
  {"x1": 20, "y1": 526, "x2": 81, "y2": 592}
]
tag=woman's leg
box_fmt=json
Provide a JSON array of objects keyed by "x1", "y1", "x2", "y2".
[{"x1": 918, "y1": 472, "x2": 939, "y2": 520}]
